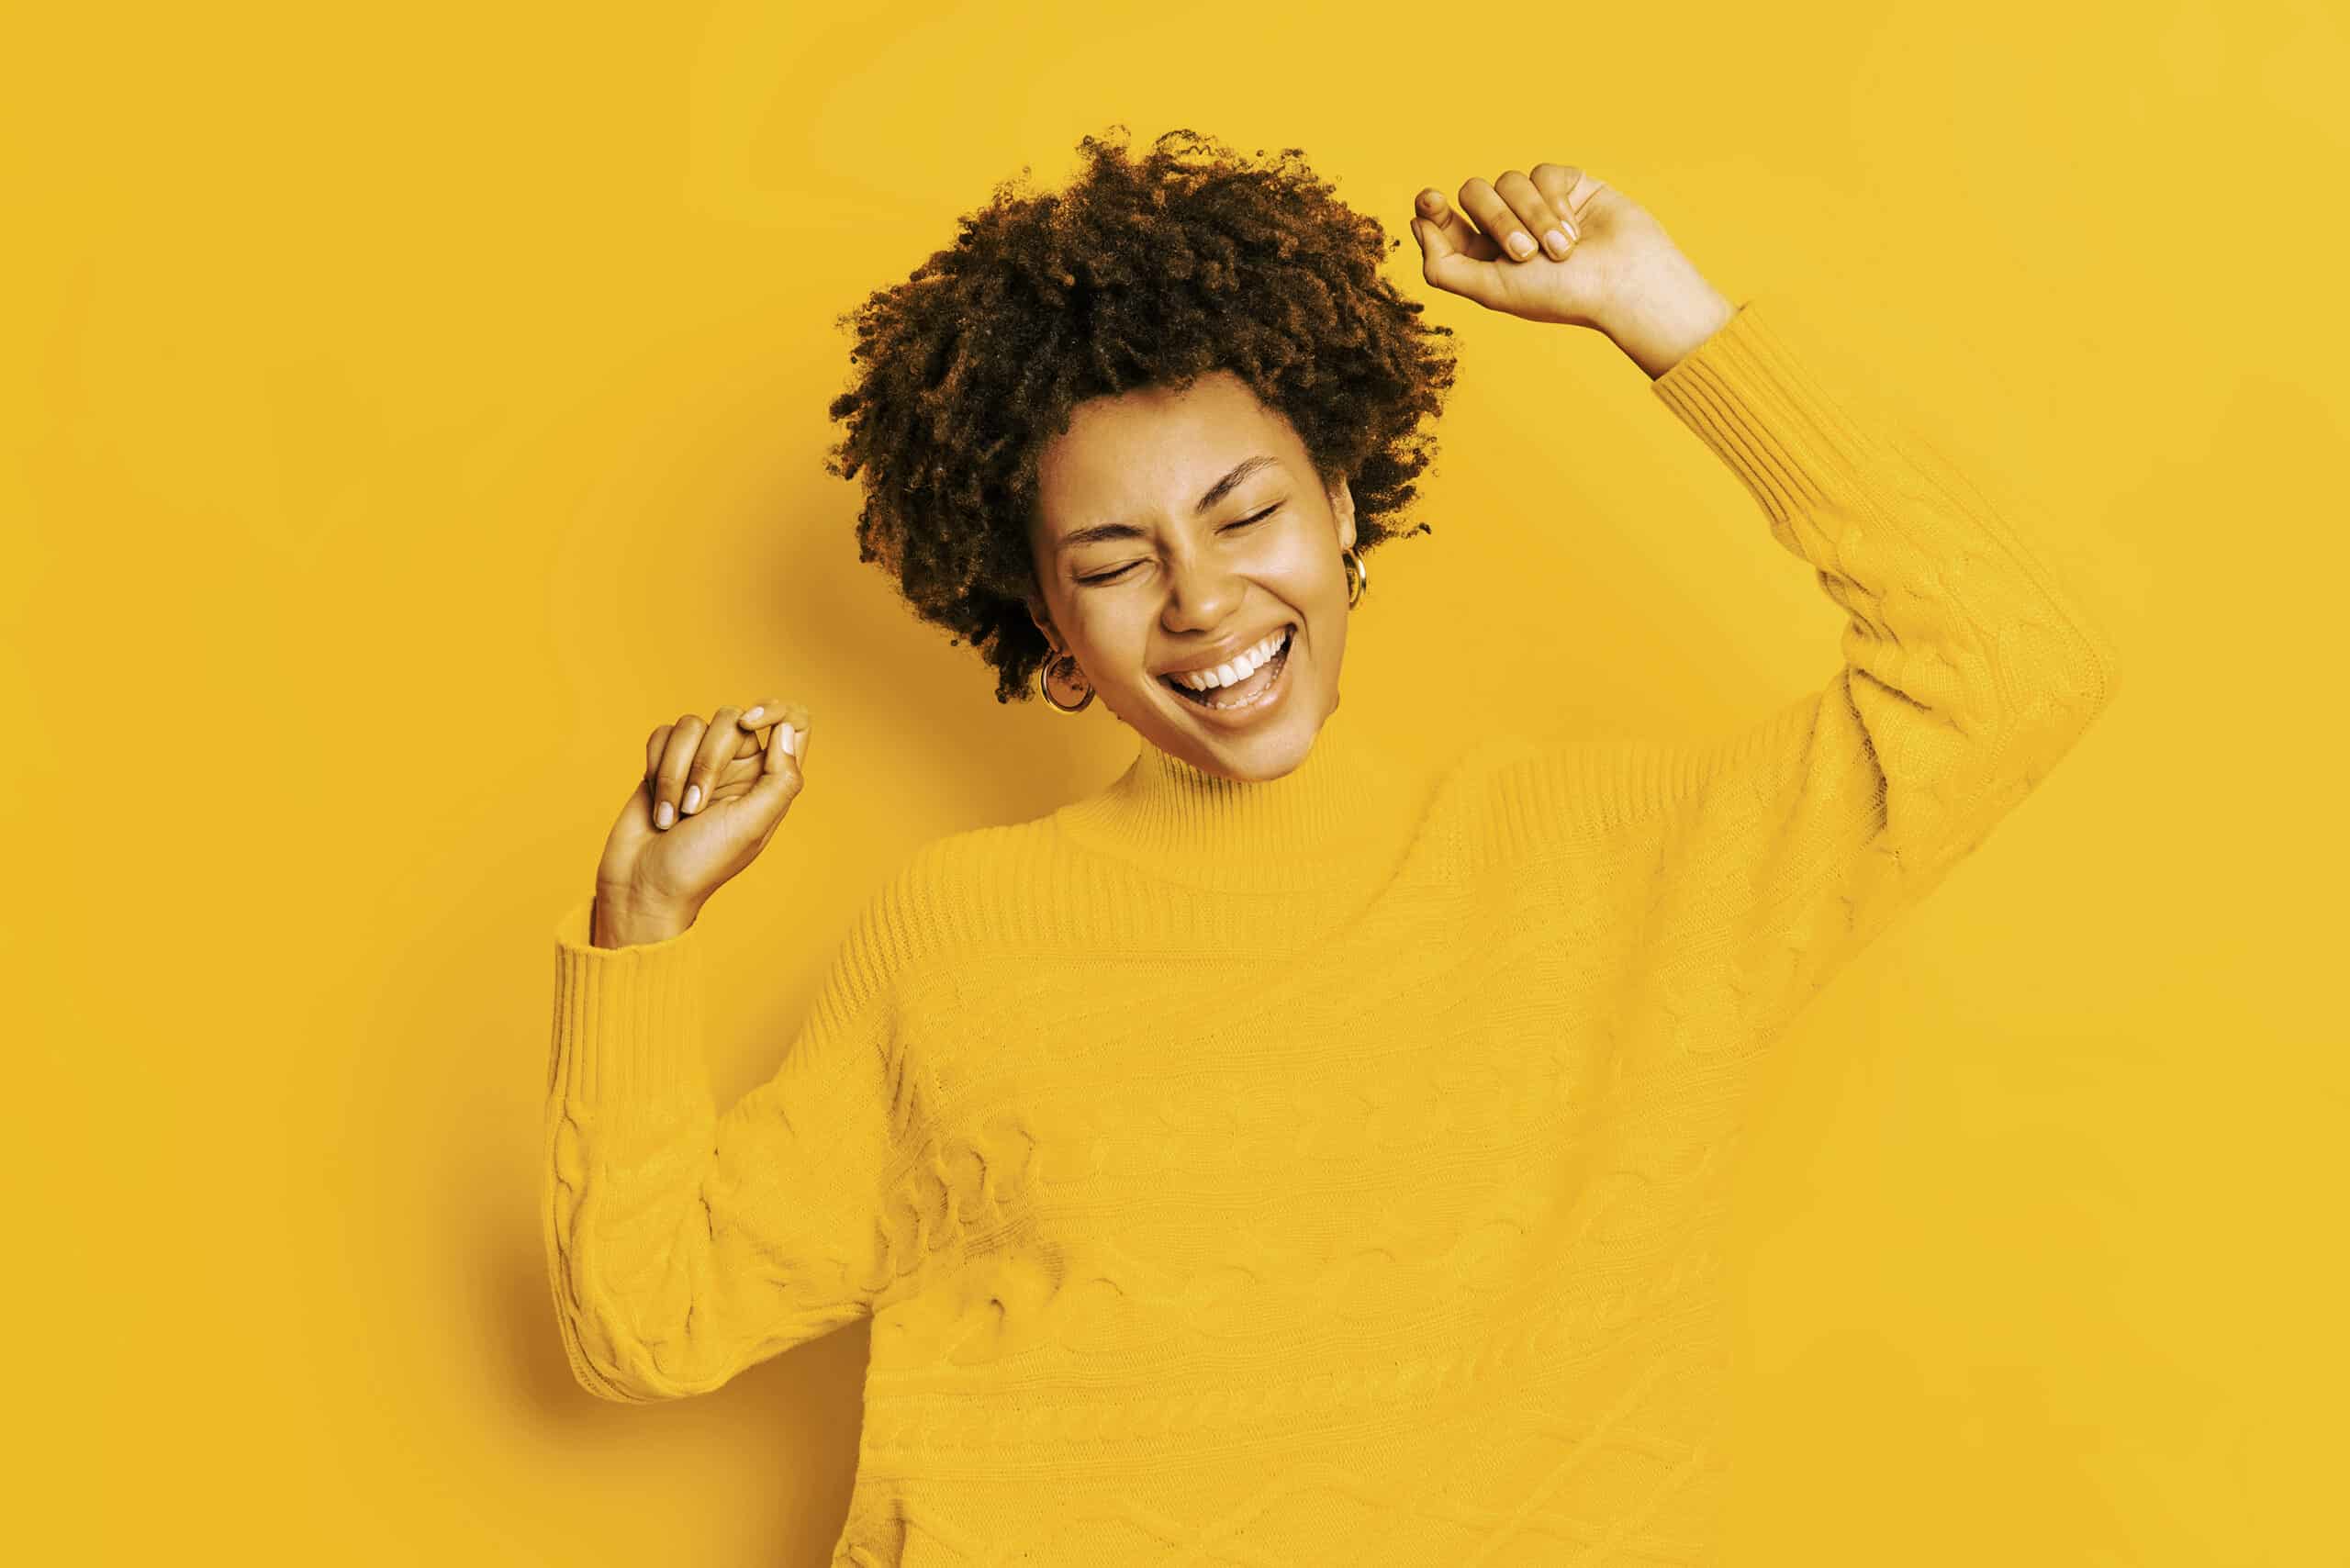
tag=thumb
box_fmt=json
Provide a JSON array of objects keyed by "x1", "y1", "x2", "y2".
[{"x1": 744, "y1": 716, "x2": 808, "y2": 817}]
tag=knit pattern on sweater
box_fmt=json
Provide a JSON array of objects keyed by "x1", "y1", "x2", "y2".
[{"x1": 543, "y1": 297, "x2": 2121, "y2": 1565}]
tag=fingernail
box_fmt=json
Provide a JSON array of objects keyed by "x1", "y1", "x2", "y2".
[
  {"x1": 1543, "y1": 228, "x2": 1571, "y2": 257},
  {"x1": 683, "y1": 783, "x2": 701, "y2": 813},
  {"x1": 784, "y1": 724, "x2": 803, "y2": 759},
  {"x1": 655, "y1": 801, "x2": 675, "y2": 828},
  {"x1": 742, "y1": 705, "x2": 763, "y2": 723},
  {"x1": 1506, "y1": 232, "x2": 1536, "y2": 259}
]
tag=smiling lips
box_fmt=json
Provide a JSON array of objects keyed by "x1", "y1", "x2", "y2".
[
  {"x1": 1163, "y1": 624, "x2": 1294, "y2": 713},
  {"x1": 1160, "y1": 623, "x2": 1293, "y2": 692}
]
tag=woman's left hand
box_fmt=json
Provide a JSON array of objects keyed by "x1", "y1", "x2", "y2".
[{"x1": 1409, "y1": 163, "x2": 1687, "y2": 333}]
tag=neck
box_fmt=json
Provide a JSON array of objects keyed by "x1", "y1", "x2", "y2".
[{"x1": 1050, "y1": 694, "x2": 1431, "y2": 899}]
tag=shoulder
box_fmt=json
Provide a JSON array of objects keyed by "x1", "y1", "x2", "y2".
[
  {"x1": 855, "y1": 817, "x2": 1061, "y2": 957},
  {"x1": 1422, "y1": 723, "x2": 1608, "y2": 834},
  {"x1": 1427, "y1": 715, "x2": 1801, "y2": 862}
]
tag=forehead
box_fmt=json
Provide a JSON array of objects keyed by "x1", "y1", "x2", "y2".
[{"x1": 1035, "y1": 372, "x2": 1296, "y2": 534}]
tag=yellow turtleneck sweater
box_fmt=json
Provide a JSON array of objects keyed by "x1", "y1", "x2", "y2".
[{"x1": 543, "y1": 298, "x2": 2120, "y2": 1565}]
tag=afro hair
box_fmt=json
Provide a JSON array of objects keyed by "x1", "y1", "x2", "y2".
[{"x1": 822, "y1": 125, "x2": 1460, "y2": 704}]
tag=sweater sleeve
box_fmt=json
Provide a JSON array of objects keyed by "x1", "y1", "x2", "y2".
[
  {"x1": 541, "y1": 882, "x2": 928, "y2": 1404},
  {"x1": 1571, "y1": 297, "x2": 2123, "y2": 1037}
]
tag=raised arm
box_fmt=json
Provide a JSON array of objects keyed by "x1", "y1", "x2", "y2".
[
  {"x1": 1545, "y1": 297, "x2": 2123, "y2": 1040},
  {"x1": 542, "y1": 881, "x2": 931, "y2": 1403}
]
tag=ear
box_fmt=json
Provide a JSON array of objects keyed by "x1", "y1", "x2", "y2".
[
  {"x1": 1024, "y1": 586, "x2": 1059, "y2": 654},
  {"x1": 1328, "y1": 475, "x2": 1357, "y2": 553}
]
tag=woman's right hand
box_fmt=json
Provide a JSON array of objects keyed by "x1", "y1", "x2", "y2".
[{"x1": 591, "y1": 698, "x2": 812, "y2": 942}]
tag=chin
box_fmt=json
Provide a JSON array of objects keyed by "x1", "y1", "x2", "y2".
[{"x1": 1152, "y1": 692, "x2": 1325, "y2": 783}]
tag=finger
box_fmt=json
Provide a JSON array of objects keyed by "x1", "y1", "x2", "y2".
[
  {"x1": 736, "y1": 697, "x2": 786, "y2": 733},
  {"x1": 1529, "y1": 162, "x2": 1592, "y2": 237},
  {"x1": 1458, "y1": 176, "x2": 1539, "y2": 263},
  {"x1": 682, "y1": 704, "x2": 749, "y2": 816},
  {"x1": 706, "y1": 711, "x2": 774, "y2": 801},
  {"x1": 643, "y1": 722, "x2": 669, "y2": 787},
  {"x1": 709, "y1": 751, "x2": 764, "y2": 802},
  {"x1": 652, "y1": 712, "x2": 706, "y2": 830},
  {"x1": 744, "y1": 709, "x2": 807, "y2": 818},
  {"x1": 1413, "y1": 187, "x2": 1500, "y2": 262},
  {"x1": 756, "y1": 704, "x2": 810, "y2": 774},
  {"x1": 1410, "y1": 191, "x2": 1506, "y2": 309},
  {"x1": 1495, "y1": 169, "x2": 1575, "y2": 260}
]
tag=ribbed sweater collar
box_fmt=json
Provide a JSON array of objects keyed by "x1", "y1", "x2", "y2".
[{"x1": 1049, "y1": 693, "x2": 1431, "y2": 898}]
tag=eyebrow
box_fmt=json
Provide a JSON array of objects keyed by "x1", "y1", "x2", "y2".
[{"x1": 1057, "y1": 454, "x2": 1281, "y2": 553}]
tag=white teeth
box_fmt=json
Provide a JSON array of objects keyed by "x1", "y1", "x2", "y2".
[{"x1": 1168, "y1": 626, "x2": 1288, "y2": 690}]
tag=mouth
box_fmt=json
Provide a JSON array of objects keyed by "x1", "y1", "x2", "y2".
[{"x1": 1158, "y1": 623, "x2": 1296, "y2": 718}]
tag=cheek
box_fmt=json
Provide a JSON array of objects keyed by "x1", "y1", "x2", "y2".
[
  {"x1": 1259, "y1": 528, "x2": 1333, "y2": 592},
  {"x1": 1073, "y1": 618, "x2": 1150, "y2": 682},
  {"x1": 1292, "y1": 547, "x2": 1350, "y2": 614}
]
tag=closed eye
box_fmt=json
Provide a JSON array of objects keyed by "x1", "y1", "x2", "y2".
[{"x1": 1076, "y1": 503, "x2": 1283, "y2": 586}]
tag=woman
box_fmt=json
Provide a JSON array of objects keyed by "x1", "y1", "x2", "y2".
[{"x1": 543, "y1": 129, "x2": 2120, "y2": 1563}]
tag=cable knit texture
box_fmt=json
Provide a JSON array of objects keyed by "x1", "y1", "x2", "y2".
[{"x1": 543, "y1": 297, "x2": 2121, "y2": 1565}]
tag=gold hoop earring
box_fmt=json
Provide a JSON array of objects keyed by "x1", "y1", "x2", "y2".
[
  {"x1": 1037, "y1": 649, "x2": 1094, "y2": 713},
  {"x1": 1342, "y1": 545, "x2": 1368, "y2": 608}
]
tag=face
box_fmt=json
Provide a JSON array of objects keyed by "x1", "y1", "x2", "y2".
[{"x1": 1025, "y1": 371, "x2": 1358, "y2": 782}]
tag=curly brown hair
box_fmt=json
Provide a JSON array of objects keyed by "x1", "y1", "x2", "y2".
[{"x1": 822, "y1": 125, "x2": 1460, "y2": 704}]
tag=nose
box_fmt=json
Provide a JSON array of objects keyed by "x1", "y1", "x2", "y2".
[{"x1": 1158, "y1": 555, "x2": 1245, "y2": 635}]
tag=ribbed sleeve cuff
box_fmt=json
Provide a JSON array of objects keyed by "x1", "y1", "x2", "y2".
[
  {"x1": 548, "y1": 894, "x2": 708, "y2": 1127},
  {"x1": 1649, "y1": 298, "x2": 1889, "y2": 527}
]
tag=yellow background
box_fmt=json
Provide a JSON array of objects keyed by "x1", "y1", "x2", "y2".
[{"x1": 7, "y1": 0, "x2": 2337, "y2": 1561}]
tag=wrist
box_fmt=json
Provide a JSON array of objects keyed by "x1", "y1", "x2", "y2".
[
  {"x1": 1599, "y1": 255, "x2": 1736, "y2": 380},
  {"x1": 590, "y1": 886, "x2": 697, "y2": 948}
]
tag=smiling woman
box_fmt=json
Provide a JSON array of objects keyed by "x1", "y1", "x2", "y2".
[
  {"x1": 820, "y1": 125, "x2": 1458, "y2": 735},
  {"x1": 1020, "y1": 366, "x2": 1358, "y2": 779},
  {"x1": 547, "y1": 122, "x2": 2123, "y2": 1568}
]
